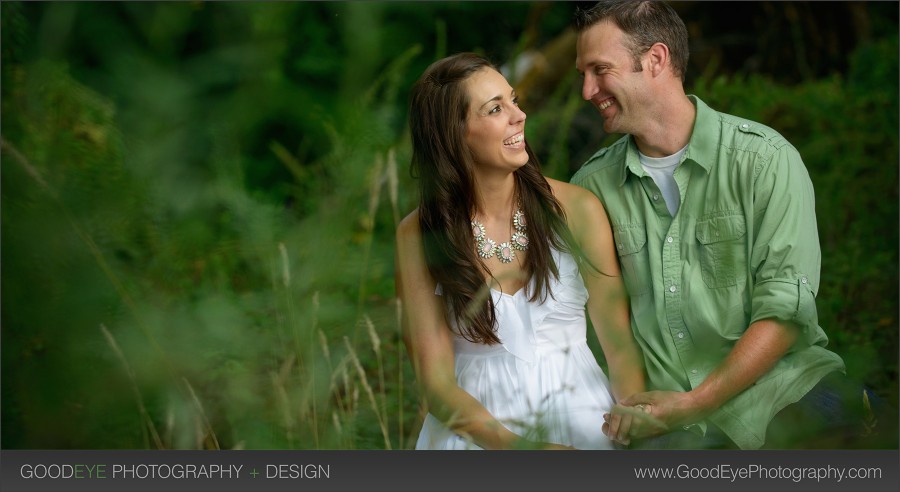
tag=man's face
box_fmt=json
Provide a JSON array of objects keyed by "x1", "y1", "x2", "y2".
[{"x1": 576, "y1": 20, "x2": 648, "y2": 135}]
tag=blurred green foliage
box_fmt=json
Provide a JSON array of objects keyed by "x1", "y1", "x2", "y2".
[
  {"x1": 1, "y1": 1, "x2": 897, "y2": 449},
  {"x1": 689, "y1": 33, "x2": 900, "y2": 402}
]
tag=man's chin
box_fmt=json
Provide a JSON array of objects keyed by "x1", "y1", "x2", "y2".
[{"x1": 602, "y1": 121, "x2": 617, "y2": 134}]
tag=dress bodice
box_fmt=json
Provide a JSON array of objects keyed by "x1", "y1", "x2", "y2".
[
  {"x1": 448, "y1": 249, "x2": 589, "y2": 363},
  {"x1": 420, "y1": 249, "x2": 614, "y2": 450}
]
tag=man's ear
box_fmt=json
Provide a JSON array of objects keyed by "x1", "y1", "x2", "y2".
[{"x1": 645, "y1": 42, "x2": 670, "y2": 78}]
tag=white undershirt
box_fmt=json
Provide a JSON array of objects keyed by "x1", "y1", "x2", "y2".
[{"x1": 639, "y1": 145, "x2": 688, "y2": 216}]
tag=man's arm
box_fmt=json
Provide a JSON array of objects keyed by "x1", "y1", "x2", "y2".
[
  {"x1": 620, "y1": 139, "x2": 822, "y2": 437},
  {"x1": 619, "y1": 319, "x2": 799, "y2": 436}
]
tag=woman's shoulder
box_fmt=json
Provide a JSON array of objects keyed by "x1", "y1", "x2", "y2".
[
  {"x1": 545, "y1": 177, "x2": 604, "y2": 216},
  {"x1": 397, "y1": 208, "x2": 423, "y2": 242}
]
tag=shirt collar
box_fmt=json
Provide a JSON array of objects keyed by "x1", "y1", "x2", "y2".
[
  {"x1": 616, "y1": 95, "x2": 718, "y2": 187},
  {"x1": 616, "y1": 138, "x2": 644, "y2": 186},
  {"x1": 682, "y1": 95, "x2": 718, "y2": 174}
]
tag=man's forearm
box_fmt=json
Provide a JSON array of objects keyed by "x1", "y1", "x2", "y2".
[{"x1": 689, "y1": 318, "x2": 800, "y2": 415}]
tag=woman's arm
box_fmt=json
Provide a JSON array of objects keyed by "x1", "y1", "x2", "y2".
[
  {"x1": 395, "y1": 210, "x2": 570, "y2": 450},
  {"x1": 553, "y1": 182, "x2": 647, "y2": 444},
  {"x1": 566, "y1": 184, "x2": 645, "y2": 401}
]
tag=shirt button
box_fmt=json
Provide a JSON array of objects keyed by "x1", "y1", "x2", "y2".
[
  {"x1": 741, "y1": 123, "x2": 749, "y2": 129},
  {"x1": 683, "y1": 425, "x2": 691, "y2": 430},
  {"x1": 691, "y1": 369, "x2": 698, "y2": 375},
  {"x1": 653, "y1": 194, "x2": 660, "y2": 201},
  {"x1": 801, "y1": 277, "x2": 808, "y2": 284},
  {"x1": 677, "y1": 332, "x2": 684, "y2": 339},
  {"x1": 666, "y1": 236, "x2": 674, "y2": 243},
  {"x1": 617, "y1": 243, "x2": 623, "y2": 249},
  {"x1": 669, "y1": 285, "x2": 677, "y2": 293}
]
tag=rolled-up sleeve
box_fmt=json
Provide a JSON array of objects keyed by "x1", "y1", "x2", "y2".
[{"x1": 748, "y1": 141, "x2": 826, "y2": 347}]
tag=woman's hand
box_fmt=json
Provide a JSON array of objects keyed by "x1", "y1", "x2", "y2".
[{"x1": 603, "y1": 401, "x2": 668, "y2": 444}]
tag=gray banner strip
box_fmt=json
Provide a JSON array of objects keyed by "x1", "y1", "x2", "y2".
[{"x1": 1, "y1": 449, "x2": 898, "y2": 492}]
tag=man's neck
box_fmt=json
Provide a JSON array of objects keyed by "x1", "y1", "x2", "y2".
[{"x1": 634, "y1": 92, "x2": 696, "y2": 158}]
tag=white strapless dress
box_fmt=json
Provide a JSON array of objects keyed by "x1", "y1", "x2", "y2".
[{"x1": 415, "y1": 249, "x2": 616, "y2": 450}]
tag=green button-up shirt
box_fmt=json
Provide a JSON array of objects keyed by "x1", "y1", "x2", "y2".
[{"x1": 571, "y1": 96, "x2": 845, "y2": 449}]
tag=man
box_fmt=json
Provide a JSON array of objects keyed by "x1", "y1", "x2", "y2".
[{"x1": 570, "y1": 0, "x2": 855, "y2": 449}]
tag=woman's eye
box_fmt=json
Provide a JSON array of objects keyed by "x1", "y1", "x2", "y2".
[
  {"x1": 489, "y1": 105, "x2": 501, "y2": 114},
  {"x1": 512, "y1": 97, "x2": 520, "y2": 106}
]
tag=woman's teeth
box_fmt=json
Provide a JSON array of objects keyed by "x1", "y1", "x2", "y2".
[{"x1": 503, "y1": 134, "x2": 523, "y2": 146}]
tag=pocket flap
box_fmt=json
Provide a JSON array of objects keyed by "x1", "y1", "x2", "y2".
[
  {"x1": 696, "y1": 215, "x2": 746, "y2": 244},
  {"x1": 613, "y1": 225, "x2": 647, "y2": 255}
]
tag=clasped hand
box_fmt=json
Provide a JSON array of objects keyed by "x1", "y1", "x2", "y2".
[{"x1": 602, "y1": 390, "x2": 700, "y2": 446}]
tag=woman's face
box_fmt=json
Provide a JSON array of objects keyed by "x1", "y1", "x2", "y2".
[{"x1": 462, "y1": 68, "x2": 528, "y2": 173}]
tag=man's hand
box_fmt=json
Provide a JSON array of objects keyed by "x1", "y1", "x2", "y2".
[
  {"x1": 604, "y1": 390, "x2": 712, "y2": 443},
  {"x1": 602, "y1": 400, "x2": 668, "y2": 445}
]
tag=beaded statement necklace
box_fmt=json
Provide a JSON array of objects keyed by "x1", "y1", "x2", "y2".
[{"x1": 471, "y1": 208, "x2": 529, "y2": 264}]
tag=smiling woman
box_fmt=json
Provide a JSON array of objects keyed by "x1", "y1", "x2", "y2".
[
  {"x1": 463, "y1": 68, "x2": 529, "y2": 176},
  {"x1": 396, "y1": 52, "x2": 647, "y2": 450}
]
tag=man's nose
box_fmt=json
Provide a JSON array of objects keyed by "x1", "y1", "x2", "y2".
[{"x1": 582, "y1": 75, "x2": 596, "y2": 101}]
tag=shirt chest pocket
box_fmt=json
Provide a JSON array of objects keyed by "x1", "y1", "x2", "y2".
[
  {"x1": 695, "y1": 214, "x2": 747, "y2": 289},
  {"x1": 613, "y1": 225, "x2": 651, "y2": 297}
]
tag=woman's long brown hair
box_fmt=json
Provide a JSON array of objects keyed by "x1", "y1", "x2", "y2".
[{"x1": 408, "y1": 52, "x2": 584, "y2": 345}]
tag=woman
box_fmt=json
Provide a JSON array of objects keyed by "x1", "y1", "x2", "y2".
[{"x1": 396, "y1": 52, "x2": 645, "y2": 449}]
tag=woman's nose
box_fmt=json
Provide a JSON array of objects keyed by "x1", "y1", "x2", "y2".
[{"x1": 511, "y1": 104, "x2": 526, "y2": 123}]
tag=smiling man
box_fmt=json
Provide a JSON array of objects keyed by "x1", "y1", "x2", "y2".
[{"x1": 569, "y1": 0, "x2": 862, "y2": 450}]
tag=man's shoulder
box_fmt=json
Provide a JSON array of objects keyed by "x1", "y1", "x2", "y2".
[
  {"x1": 570, "y1": 134, "x2": 630, "y2": 186},
  {"x1": 700, "y1": 101, "x2": 808, "y2": 184},
  {"x1": 713, "y1": 107, "x2": 794, "y2": 155}
]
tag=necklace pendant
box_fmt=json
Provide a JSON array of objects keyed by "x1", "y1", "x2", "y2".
[
  {"x1": 471, "y1": 220, "x2": 486, "y2": 241},
  {"x1": 511, "y1": 231, "x2": 529, "y2": 251},
  {"x1": 477, "y1": 238, "x2": 497, "y2": 259},
  {"x1": 513, "y1": 209, "x2": 527, "y2": 232},
  {"x1": 496, "y1": 242, "x2": 515, "y2": 264}
]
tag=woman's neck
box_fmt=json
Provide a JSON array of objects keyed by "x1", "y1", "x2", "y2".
[{"x1": 474, "y1": 172, "x2": 517, "y2": 220}]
